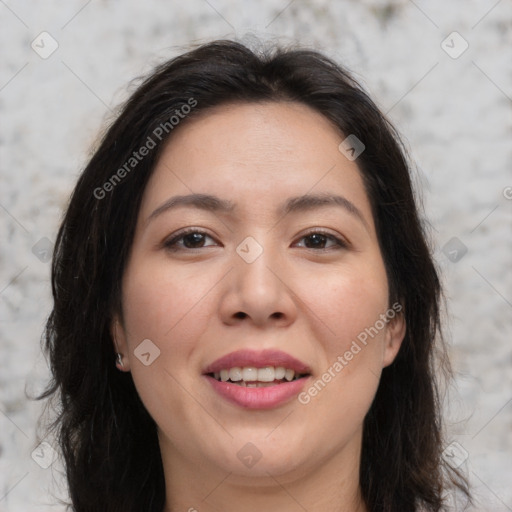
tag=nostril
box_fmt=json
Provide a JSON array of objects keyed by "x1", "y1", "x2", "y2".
[{"x1": 234, "y1": 312, "x2": 247, "y2": 319}]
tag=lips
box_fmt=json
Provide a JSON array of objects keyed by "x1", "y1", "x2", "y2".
[{"x1": 203, "y1": 349, "x2": 312, "y2": 409}]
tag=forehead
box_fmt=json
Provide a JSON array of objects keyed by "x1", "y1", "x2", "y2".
[{"x1": 139, "y1": 101, "x2": 374, "y2": 225}]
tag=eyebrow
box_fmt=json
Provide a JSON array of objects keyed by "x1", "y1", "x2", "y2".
[{"x1": 147, "y1": 192, "x2": 369, "y2": 230}]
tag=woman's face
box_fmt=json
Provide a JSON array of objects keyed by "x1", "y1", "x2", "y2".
[{"x1": 113, "y1": 101, "x2": 405, "y2": 486}]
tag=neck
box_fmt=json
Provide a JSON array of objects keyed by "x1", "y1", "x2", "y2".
[{"x1": 159, "y1": 431, "x2": 368, "y2": 512}]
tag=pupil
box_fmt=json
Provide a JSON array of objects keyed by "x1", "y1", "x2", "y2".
[
  {"x1": 306, "y1": 234, "x2": 326, "y2": 249},
  {"x1": 184, "y1": 233, "x2": 204, "y2": 248}
]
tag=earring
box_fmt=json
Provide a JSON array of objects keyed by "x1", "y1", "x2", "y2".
[{"x1": 116, "y1": 353, "x2": 124, "y2": 368}]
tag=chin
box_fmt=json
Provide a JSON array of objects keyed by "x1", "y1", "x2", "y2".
[{"x1": 209, "y1": 436, "x2": 315, "y2": 480}]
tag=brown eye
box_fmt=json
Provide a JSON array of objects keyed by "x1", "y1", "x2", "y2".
[
  {"x1": 164, "y1": 230, "x2": 217, "y2": 251},
  {"x1": 181, "y1": 232, "x2": 208, "y2": 248},
  {"x1": 295, "y1": 231, "x2": 347, "y2": 250}
]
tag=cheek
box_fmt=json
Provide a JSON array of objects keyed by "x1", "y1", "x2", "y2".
[
  {"x1": 120, "y1": 261, "x2": 217, "y2": 423},
  {"x1": 295, "y1": 262, "x2": 389, "y2": 416},
  {"x1": 301, "y1": 262, "x2": 389, "y2": 354},
  {"x1": 119, "y1": 260, "x2": 221, "y2": 408},
  {"x1": 121, "y1": 259, "x2": 217, "y2": 346}
]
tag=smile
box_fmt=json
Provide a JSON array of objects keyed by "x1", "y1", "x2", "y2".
[
  {"x1": 203, "y1": 349, "x2": 312, "y2": 409},
  {"x1": 209, "y1": 366, "x2": 307, "y2": 386}
]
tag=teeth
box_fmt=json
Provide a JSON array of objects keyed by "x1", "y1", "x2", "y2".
[
  {"x1": 242, "y1": 367, "x2": 258, "y2": 381},
  {"x1": 257, "y1": 366, "x2": 275, "y2": 382},
  {"x1": 229, "y1": 367, "x2": 242, "y2": 382},
  {"x1": 284, "y1": 369, "x2": 295, "y2": 382},
  {"x1": 211, "y1": 366, "x2": 302, "y2": 383},
  {"x1": 275, "y1": 366, "x2": 286, "y2": 380}
]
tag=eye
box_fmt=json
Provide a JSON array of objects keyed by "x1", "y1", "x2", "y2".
[
  {"x1": 164, "y1": 229, "x2": 218, "y2": 251},
  {"x1": 163, "y1": 228, "x2": 348, "y2": 252},
  {"x1": 294, "y1": 230, "x2": 348, "y2": 250}
]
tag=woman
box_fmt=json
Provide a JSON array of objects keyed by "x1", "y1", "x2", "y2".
[{"x1": 37, "y1": 39, "x2": 471, "y2": 511}]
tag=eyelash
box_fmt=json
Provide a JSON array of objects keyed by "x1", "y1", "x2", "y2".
[{"x1": 163, "y1": 228, "x2": 348, "y2": 252}]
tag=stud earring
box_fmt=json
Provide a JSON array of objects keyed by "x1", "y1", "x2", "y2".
[{"x1": 116, "y1": 353, "x2": 124, "y2": 368}]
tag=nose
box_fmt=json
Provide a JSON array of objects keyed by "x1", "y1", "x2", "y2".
[{"x1": 218, "y1": 241, "x2": 297, "y2": 328}]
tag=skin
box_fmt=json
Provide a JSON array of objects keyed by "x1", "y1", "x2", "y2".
[{"x1": 112, "y1": 101, "x2": 406, "y2": 512}]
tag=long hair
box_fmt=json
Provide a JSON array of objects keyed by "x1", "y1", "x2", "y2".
[{"x1": 36, "y1": 39, "x2": 470, "y2": 511}]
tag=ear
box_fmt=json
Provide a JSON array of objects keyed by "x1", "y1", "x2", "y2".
[
  {"x1": 382, "y1": 308, "x2": 406, "y2": 368},
  {"x1": 110, "y1": 313, "x2": 131, "y2": 372}
]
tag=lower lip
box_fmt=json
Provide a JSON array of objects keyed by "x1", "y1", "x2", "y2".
[{"x1": 205, "y1": 375, "x2": 309, "y2": 410}]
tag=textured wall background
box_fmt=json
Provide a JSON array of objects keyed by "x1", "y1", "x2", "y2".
[{"x1": 0, "y1": 0, "x2": 511, "y2": 510}]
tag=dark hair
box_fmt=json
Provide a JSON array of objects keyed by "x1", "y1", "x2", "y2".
[{"x1": 37, "y1": 39, "x2": 471, "y2": 511}]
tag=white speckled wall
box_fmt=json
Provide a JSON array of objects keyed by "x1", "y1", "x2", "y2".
[{"x1": 0, "y1": 1, "x2": 511, "y2": 510}]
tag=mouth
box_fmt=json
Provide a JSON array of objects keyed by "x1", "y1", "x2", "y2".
[
  {"x1": 203, "y1": 349, "x2": 312, "y2": 409},
  {"x1": 207, "y1": 366, "x2": 310, "y2": 387}
]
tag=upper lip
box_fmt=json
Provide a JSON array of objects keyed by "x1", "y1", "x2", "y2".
[{"x1": 203, "y1": 349, "x2": 311, "y2": 375}]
